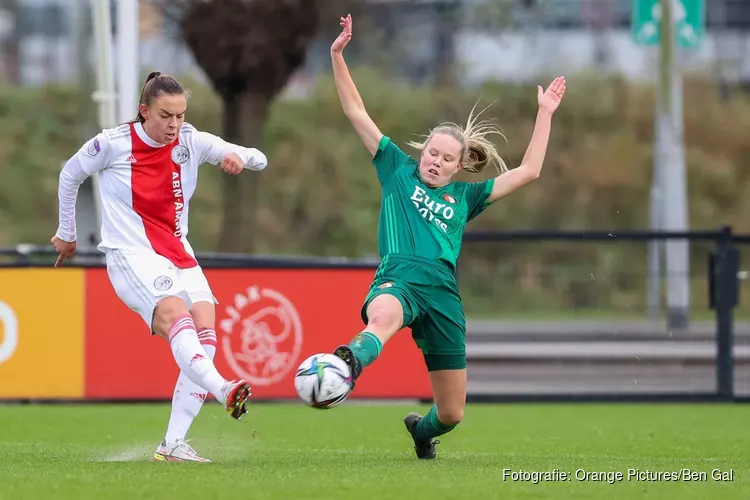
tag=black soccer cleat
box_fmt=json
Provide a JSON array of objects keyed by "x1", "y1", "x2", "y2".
[
  {"x1": 333, "y1": 344, "x2": 362, "y2": 388},
  {"x1": 403, "y1": 412, "x2": 439, "y2": 460}
]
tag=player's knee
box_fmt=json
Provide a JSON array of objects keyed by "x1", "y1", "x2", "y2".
[
  {"x1": 366, "y1": 295, "x2": 403, "y2": 334},
  {"x1": 152, "y1": 296, "x2": 190, "y2": 339},
  {"x1": 190, "y1": 301, "x2": 216, "y2": 331},
  {"x1": 366, "y1": 308, "x2": 400, "y2": 334},
  {"x1": 437, "y1": 406, "x2": 464, "y2": 427}
]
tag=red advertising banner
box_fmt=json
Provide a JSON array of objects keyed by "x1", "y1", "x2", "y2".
[
  {"x1": 84, "y1": 268, "x2": 179, "y2": 399},
  {"x1": 84, "y1": 268, "x2": 433, "y2": 400}
]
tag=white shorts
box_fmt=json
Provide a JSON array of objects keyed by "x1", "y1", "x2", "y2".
[{"x1": 105, "y1": 248, "x2": 217, "y2": 331}]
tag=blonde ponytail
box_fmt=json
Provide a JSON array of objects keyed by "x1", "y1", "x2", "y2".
[{"x1": 407, "y1": 101, "x2": 508, "y2": 175}]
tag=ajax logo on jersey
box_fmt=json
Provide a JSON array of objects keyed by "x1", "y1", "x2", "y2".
[{"x1": 171, "y1": 145, "x2": 190, "y2": 165}]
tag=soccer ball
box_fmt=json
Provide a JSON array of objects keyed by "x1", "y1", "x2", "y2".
[{"x1": 294, "y1": 353, "x2": 353, "y2": 409}]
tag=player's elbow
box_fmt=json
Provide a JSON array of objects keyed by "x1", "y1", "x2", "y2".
[
  {"x1": 245, "y1": 148, "x2": 268, "y2": 172},
  {"x1": 516, "y1": 164, "x2": 542, "y2": 187},
  {"x1": 519, "y1": 164, "x2": 541, "y2": 182},
  {"x1": 343, "y1": 105, "x2": 366, "y2": 119},
  {"x1": 59, "y1": 166, "x2": 73, "y2": 183},
  {"x1": 59, "y1": 159, "x2": 87, "y2": 186}
]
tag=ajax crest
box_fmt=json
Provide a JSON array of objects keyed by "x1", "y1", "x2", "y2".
[
  {"x1": 171, "y1": 144, "x2": 190, "y2": 164},
  {"x1": 219, "y1": 286, "x2": 303, "y2": 386}
]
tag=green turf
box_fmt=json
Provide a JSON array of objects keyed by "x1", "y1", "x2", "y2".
[{"x1": 0, "y1": 402, "x2": 747, "y2": 499}]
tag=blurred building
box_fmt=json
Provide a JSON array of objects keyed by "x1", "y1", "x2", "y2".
[
  {"x1": 2, "y1": 0, "x2": 750, "y2": 88},
  {"x1": 0, "y1": 0, "x2": 202, "y2": 87}
]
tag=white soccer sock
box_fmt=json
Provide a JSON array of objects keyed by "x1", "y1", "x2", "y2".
[
  {"x1": 164, "y1": 328, "x2": 217, "y2": 444},
  {"x1": 168, "y1": 316, "x2": 226, "y2": 402}
]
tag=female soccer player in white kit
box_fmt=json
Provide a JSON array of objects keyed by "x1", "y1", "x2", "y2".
[{"x1": 51, "y1": 72, "x2": 267, "y2": 463}]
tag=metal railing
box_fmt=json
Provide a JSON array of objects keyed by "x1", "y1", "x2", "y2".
[
  {"x1": 459, "y1": 225, "x2": 748, "y2": 401},
  {"x1": 1, "y1": 225, "x2": 747, "y2": 402}
]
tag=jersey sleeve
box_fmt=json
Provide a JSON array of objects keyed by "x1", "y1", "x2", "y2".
[
  {"x1": 188, "y1": 125, "x2": 267, "y2": 171},
  {"x1": 372, "y1": 135, "x2": 412, "y2": 185},
  {"x1": 55, "y1": 132, "x2": 112, "y2": 242},
  {"x1": 465, "y1": 178, "x2": 496, "y2": 222},
  {"x1": 78, "y1": 132, "x2": 112, "y2": 175}
]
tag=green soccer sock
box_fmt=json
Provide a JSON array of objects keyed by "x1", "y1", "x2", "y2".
[
  {"x1": 349, "y1": 331, "x2": 383, "y2": 369},
  {"x1": 413, "y1": 404, "x2": 457, "y2": 441}
]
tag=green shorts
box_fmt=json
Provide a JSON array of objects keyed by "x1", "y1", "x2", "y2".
[{"x1": 361, "y1": 254, "x2": 466, "y2": 371}]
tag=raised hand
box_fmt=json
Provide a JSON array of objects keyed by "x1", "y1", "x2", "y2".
[
  {"x1": 537, "y1": 76, "x2": 567, "y2": 115},
  {"x1": 331, "y1": 14, "x2": 353, "y2": 54}
]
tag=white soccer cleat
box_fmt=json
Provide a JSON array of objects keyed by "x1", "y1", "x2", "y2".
[
  {"x1": 153, "y1": 439, "x2": 211, "y2": 463},
  {"x1": 220, "y1": 379, "x2": 251, "y2": 420}
]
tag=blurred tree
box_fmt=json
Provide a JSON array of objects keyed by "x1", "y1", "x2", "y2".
[
  {"x1": 154, "y1": 0, "x2": 354, "y2": 252},
  {"x1": 434, "y1": 0, "x2": 459, "y2": 87}
]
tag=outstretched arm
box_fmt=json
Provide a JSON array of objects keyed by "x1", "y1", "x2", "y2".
[
  {"x1": 487, "y1": 77, "x2": 566, "y2": 203},
  {"x1": 52, "y1": 133, "x2": 111, "y2": 266},
  {"x1": 331, "y1": 14, "x2": 383, "y2": 157},
  {"x1": 188, "y1": 125, "x2": 268, "y2": 174}
]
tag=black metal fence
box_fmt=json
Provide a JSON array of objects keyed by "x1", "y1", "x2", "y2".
[
  {"x1": 459, "y1": 225, "x2": 748, "y2": 402},
  {"x1": 1, "y1": 225, "x2": 748, "y2": 402}
]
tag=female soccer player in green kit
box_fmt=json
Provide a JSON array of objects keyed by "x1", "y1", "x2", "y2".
[{"x1": 329, "y1": 14, "x2": 567, "y2": 459}]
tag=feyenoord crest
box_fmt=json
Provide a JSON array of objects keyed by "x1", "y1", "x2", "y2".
[{"x1": 171, "y1": 145, "x2": 189, "y2": 164}]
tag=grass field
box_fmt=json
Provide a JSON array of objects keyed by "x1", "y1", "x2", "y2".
[{"x1": 0, "y1": 402, "x2": 748, "y2": 499}]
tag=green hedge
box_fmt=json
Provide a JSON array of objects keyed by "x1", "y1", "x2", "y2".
[{"x1": 2, "y1": 72, "x2": 747, "y2": 316}]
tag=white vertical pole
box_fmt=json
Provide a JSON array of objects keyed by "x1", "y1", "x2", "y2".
[
  {"x1": 91, "y1": 0, "x2": 117, "y2": 129},
  {"x1": 70, "y1": 0, "x2": 98, "y2": 251},
  {"x1": 88, "y1": 0, "x2": 117, "y2": 244},
  {"x1": 116, "y1": 0, "x2": 139, "y2": 124},
  {"x1": 659, "y1": 0, "x2": 690, "y2": 329}
]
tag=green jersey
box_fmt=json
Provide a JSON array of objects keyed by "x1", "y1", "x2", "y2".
[{"x1": 373, "y1": 135, "x2": 495, "y2": 272}]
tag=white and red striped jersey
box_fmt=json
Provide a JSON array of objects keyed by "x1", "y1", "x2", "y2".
[{"x1": 55, "y1": 121, "x2": 267, "y2": 268}]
